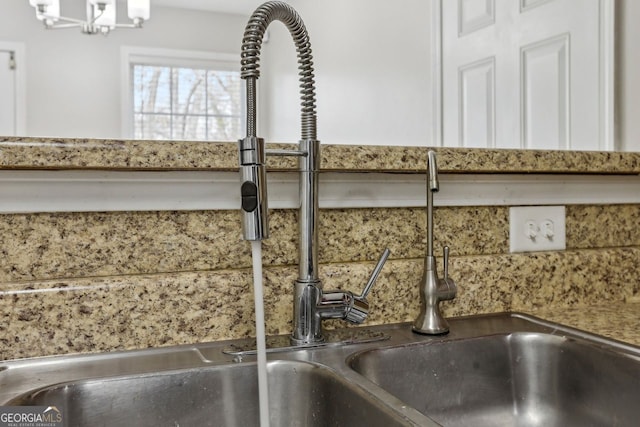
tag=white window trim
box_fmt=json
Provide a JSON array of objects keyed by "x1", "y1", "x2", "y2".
[
  {"x1": 0, "y1": 41, "x2": 26, "y2": 136},
  {"x1": 120, "y1": 46, "x2": 240, "y2": 139}
]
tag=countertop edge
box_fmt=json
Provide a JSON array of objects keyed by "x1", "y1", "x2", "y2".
[{"x1": 1, "y1": 137, "x2": 640, "y2": 174}]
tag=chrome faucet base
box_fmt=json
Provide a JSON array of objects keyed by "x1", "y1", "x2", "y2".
[
  {"x1": 222, "y1": 328, "x2": 390, "y2": 359},
  {"x1": 291, "y1": 280, "x2": 323, "y2": 345},
  {"x1": 291, "y1": 248, "x2": 392, "y2": 345}
]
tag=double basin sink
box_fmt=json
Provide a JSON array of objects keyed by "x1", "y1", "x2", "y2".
[{"x1": 2, "y1": 312, "x2": 639, "y2": 426}]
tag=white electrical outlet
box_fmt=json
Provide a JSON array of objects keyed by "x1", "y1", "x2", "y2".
[{"x1": 509, "y1": 206, "x2": 566, "y2": 253}]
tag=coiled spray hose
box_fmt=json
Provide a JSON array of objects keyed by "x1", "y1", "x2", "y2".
[{"x1": 240, "y1": 1, "x2": 317, "y2": 141}]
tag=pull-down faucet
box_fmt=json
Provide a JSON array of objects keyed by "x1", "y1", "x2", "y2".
[
  {"x1": 238, "y1": 1, "x2": 390, "y2": 345},
  {"x1": 412, "y1": 151, "x2": 457, "y2": 335}
]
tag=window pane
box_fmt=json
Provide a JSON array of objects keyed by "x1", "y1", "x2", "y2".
[
  {"x1": 173, "y1": 115, "x2": 207, "y2": 140},
  {"x1": 207, "y1": 70, "x2": 241, "y2": 117},
  {"x1": 135, "y1": 113, "x2": 172, "y2": 140},
  {"x1": 173, "y1": 68, "x2": 207, "y2": 117},
  {"x1": 133, "y1": 65, "x2": 171, "y2": 114},
  {"x1": 208, "y1": 116, "x2": 241, "y2": 141},
  {"x1": 133, "y1": 113, "x2": 144, "y2": 139}
]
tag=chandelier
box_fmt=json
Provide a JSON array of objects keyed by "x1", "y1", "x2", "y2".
[{"x1": 28, "y1": 0, "x2": 150, "y2": 35}]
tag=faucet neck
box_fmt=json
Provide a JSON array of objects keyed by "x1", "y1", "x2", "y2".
[
  {"x1": 238, "y1": 1, "x2": 319, "y2": 243},
  {"x1": 298, "y1": 139, "x2": 321, "y2": 282}
]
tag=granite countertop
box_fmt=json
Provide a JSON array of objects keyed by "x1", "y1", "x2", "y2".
[
  {"x1": 1, "y1": 137, "x2": 640, "y2": 174},
  {"x1": 529, "y1": 302, "x2": 640, "y2": 347}
]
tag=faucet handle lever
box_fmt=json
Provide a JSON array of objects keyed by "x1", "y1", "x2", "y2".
[
  {"x1": 359, "y1": 248, "x2": 391, "y2": 300},
  {"x1": 343, "y1": 248, "x2": 390, "y2": 324}
]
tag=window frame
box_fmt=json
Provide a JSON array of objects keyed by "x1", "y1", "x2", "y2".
[
  {"x1": 0, "y1": 41, "x2": 26, "y2": 136},
  {"x1": 120, "y1": 46, "x2": 243, "y2": 140}
]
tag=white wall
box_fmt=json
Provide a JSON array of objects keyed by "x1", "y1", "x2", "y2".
[
  {"x1": 258, "y1": 0, "x2": 432, "y2": 146},
  {"x1": 0, "y1": 1, "x2": 246, "y2": 139}
]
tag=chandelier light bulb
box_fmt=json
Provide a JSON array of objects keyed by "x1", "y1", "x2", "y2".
[
  {"x1": 128, "y1": 0, "x2": 150, "y2": 21},
  {"x1": 33, "y1": 0, "x2": 59, "y2": 21},
  {"x1": 29, "y1": 0, "x2": 53, "y2": 6},
  {"x1": 93, "y1": 1, "x2": 116, "y2": 29},
  {"x1": 89, "y1": 0, "x2": 114, "y2": 6}
]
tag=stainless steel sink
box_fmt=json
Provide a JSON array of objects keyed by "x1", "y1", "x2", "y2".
[
  {"x1": 349, "y1": 319, "x2": 640, "y2": 427},
  {"x1": 6, "y1": 360, "x2": 409, "y2": 427},
  {"x1": 1, "y1": 313, "x2": 639, "y2": 427}
]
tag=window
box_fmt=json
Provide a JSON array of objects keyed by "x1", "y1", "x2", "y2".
[{"x1": 122, "y1": 47, "x2": 243, "y2": 141}]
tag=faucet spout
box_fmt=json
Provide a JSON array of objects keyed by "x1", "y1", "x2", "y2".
[
  {"x1": 239, "y1": 1, "x2": 317, "y2": 242},
  {"x1": 239, "y1": 136, "x2": 269, "y2": 241}
]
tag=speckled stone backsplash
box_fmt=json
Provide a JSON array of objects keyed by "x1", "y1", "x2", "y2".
[
  {"x1": 1, "y1": 138, "x2": 639, "y2": 360},
  {"x1": 1, "y1": 204, "x2": 639, "y2": 360}
]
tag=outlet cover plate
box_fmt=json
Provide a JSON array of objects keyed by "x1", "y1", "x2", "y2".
[{"x1": 509, "y1": 206, "x2": 566, "y2": 253}]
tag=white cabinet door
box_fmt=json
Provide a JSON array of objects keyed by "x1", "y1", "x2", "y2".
[
  {"x1": 0, "y1": 50, "x2": 16, "y2": 136},
  {"x1": 440, "y1": 0, "x2": 612, "y2": 150}
]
